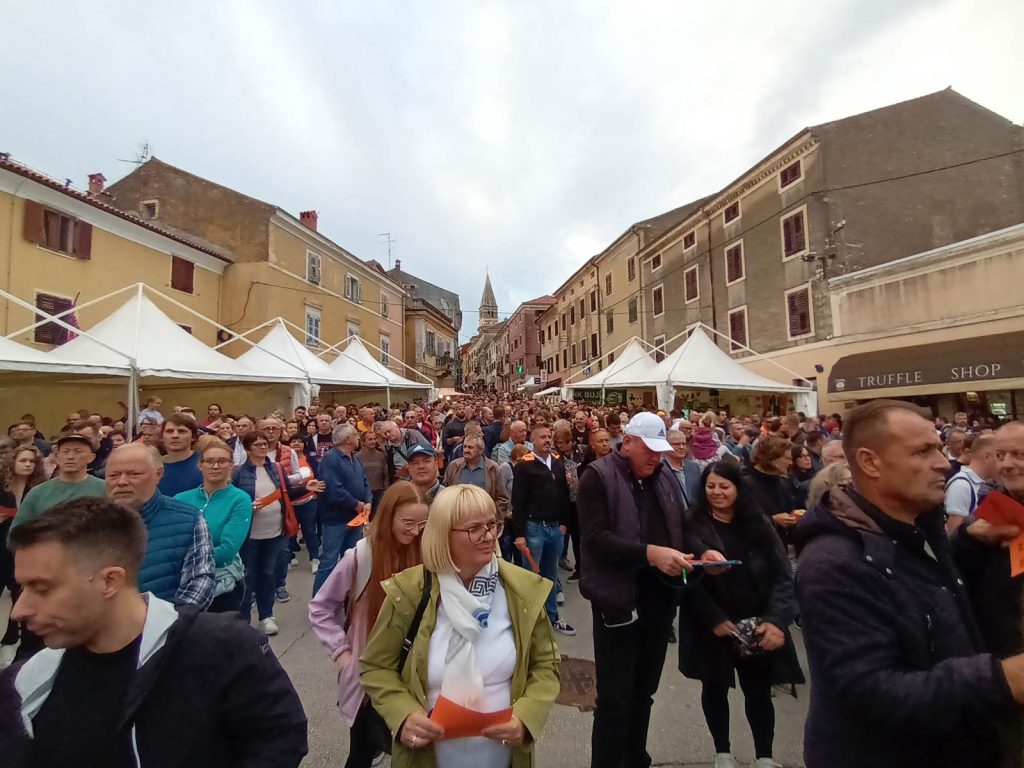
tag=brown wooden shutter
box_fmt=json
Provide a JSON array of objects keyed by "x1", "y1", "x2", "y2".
[
  {"x1": 171, "y1": 257, "x2": 195, "y2": 294},
  {"x1": 791, "y1": 212, "x2": 805, "y2": 253},
  {"x1": 23, "y1": 201, "x2": 45, "y2": 244},
  {"x1": 73, "y1": 221, "x2": 93, "y2": 260},
  {"x1": 35, "y1": 293, "x2": 74, "y2": 345},
  {"x1": 730, "y1": 310, "x2": 747, "y2": 348},
  {"x1": 787, "y1": 289, "x2": 810, "y2": 336}
]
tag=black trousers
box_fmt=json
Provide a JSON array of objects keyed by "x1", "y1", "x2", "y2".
[
  {"x1": 700, "y1": 659, "x2": 776, "y2": 759},
  {"x1": 208, "y1": 582, "x2": 245, "y2": 614},
  {"x1": 591, "y1": 575, "x2": 676, "y2": 768}
]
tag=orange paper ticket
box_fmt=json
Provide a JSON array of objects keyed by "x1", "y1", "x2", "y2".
[{"x1": 429, "y1": 695, "x2": 513, "y2": 740}]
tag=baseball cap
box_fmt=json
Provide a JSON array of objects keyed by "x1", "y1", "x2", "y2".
[
  {"x1": 55, "y1": 433, "x2": 94, "y2": 449},
  {"x1": 623, "y1": 412, "x2": 672, "y2": 453},
  {"x1": 406, "y1": 443, "x2": 437, "y2": 460}
]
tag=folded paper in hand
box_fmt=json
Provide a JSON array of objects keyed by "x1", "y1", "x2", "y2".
[{"x1": 429, "y1": 695, "x2": 513, "y2": 740}]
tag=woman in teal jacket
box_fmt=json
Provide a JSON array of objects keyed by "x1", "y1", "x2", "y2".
[{"x1": 176, "y1": 439, "x2": 252, "y2": 612}]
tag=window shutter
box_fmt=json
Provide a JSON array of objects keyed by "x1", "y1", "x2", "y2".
[
  {"x1": 35, "y1": 294, "x2": 74, "y2": 345},
  {"x1": 23, "y1": 201, "x2": 45, "y2": 244},
  {"x1": 791, "y1": 212, "x2": 805, "y2": 253},
  {"x1": 787, "y1": 289, "x2": 811, "y2": 336},
  {"x1": 730, "y1": 310, "x2": 747, "y2": 349},
  {"x1": 171, "y1": 257, "x2": 195, "y2": 294},
  {"x1": 73, "y1": 221, "x2": 93, "y2": 260}
]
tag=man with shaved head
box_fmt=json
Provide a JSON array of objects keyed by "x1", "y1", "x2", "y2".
[
  {"x1": 795, "y1": 400, "x2": 1024, "y2": 766},
  {"x1": 105, "y1": 444, "x2": 214, "y2": 610}
]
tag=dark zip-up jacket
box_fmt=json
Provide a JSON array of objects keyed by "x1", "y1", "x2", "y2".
[{"x1": 511, "y1": 451, "x2": 573, "y2": 539}]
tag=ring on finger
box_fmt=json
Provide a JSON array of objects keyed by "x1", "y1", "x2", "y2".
[{"x1": 411, "y1": 735, "x2": 418, "y2": 747}]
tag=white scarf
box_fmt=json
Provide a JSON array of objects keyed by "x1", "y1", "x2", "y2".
[{"x1": 437, "y1": 555, "x2": 500, "y2": 710}]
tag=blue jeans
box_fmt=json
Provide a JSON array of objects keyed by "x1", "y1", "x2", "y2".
[
  {"x1": 312, "y1": 523, "x2": 363, "y2": 596},
  {"x1": 295, "y1": 500, "x2": 321, "y2": 561},
  {"x1": 525, "y1": 520, "x2": 564, "y2": 622},
  {"x1": 240, "y1": 536, "x2": 286, "y2": 621}
]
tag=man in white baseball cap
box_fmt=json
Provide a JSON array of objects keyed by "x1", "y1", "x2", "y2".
[{"x1": 577, "y1": 411, "x2": 727, "y2": 768}]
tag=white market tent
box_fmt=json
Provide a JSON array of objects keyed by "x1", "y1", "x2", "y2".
[
  {"x1": 565, "y1": 337, "x2": 660, "y2": 392},
  {"x1": 231, "y1": 319, "x2": 338, "y2": 383},
  {"x1": 610, "y1": 325, "x2": 815, "y2": 413},
  {"x1": 320, "y1": 336, "x2": 433, "y2": 406},
  {"x1": 0, "y1": 334, "x2": 128, "y2": 377}
]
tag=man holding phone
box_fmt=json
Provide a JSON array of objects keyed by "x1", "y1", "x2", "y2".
[{"x1": 578, "y1": 412, "x2": 726, "y2": 768}]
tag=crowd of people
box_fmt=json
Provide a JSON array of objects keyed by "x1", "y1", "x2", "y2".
[{"x1": 1, "y1": 392, "x2": 1024, "y2": 767}]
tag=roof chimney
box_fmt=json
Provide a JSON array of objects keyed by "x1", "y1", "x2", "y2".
[
  {"x1": 299, "y1": 210, "x2": 318, "y2": 231},
  {"x1": 394, "y1": 258, "x2": 401, "y2": 270},
  {"x1": 88, "y1": 173, "x2": 106, "y2": 196}
]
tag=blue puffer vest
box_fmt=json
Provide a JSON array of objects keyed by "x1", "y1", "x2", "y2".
[{"x1": 138, "y1": 493, "x2": 200, "y2": 600}]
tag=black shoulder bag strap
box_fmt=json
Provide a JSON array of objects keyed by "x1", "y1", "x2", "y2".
[{"x1": 398, "y1": 570, "x2": 433, "y2": 674}]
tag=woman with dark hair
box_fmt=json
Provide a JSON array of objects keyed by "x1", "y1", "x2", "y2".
[
  {"x1": 309, "y1": 481, "x2": 429, "y2": 768},
  {"x1": 0, "y1": 445, "x2": 47, "y2": 667},
  {"x1": 788, "y1": 445, "x2": 817, "y2": 509},
  {"x1": 745, "y1": 435, "x2": 800, "y2": 538},
  {"x1": 679, "y1": 460, "x2": 804, "y2": 768}
]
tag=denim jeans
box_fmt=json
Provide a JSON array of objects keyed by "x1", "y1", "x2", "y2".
[
  {"x1": 525, "y1": 520, "x2": 564, "y2": 622},
  {"x1": 240, "y1": 536, "x2": 286, "y2": 622},
  {"x1": 295, "y1": 499, "x2": 321, "y2": 561},
  {"x1": 312, "y1": 523, "x2": 363, "y2": 596}
]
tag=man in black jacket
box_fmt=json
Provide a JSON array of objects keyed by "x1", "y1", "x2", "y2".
[
  {"x1": 512, "y1": 423, "x2": 576, "y2": 635},
  {"x1": 1, "y1": 496, "x2": 308, "y2": 768},
  {"x1": 795, "y1": 399, "x2": 1024, "y2": 768},
  {"x1": 577, "y1": 412, "x2": 726, "y2": 768}
]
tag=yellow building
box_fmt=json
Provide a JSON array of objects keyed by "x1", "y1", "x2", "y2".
[
  {"x1": 0, "y1": 155, "x2": 230, "y2": 348},
  {"x1": 106, "y1": 158, "x2": 406, "y2": 368}
]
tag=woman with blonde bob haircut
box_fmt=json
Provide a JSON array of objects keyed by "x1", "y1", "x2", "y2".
[{"x1": 361, "y1": 484, "x2": 560, "y2": 768}]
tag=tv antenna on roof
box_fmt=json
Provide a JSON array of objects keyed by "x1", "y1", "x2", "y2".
[
  {"x1": 378, "y1": 232, "x2": 395, "y2": 269},
  {"x1": 118, "y1": 140, "x2": 151, "y2": 165}
]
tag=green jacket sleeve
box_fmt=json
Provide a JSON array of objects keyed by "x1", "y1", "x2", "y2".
[
  {"x1": 512, "y1": 610, "x2": 561, "y2": 744},
  {"x1": 214, "y1": 493, "x2": 254, "y2": 567},
  {"x1": 359, "y1": 592, "x2": 423, "y2": 736}
]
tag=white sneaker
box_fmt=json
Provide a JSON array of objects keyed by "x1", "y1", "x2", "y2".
[
  {"x1": 310, "y1": 558, "x2": 320, "y2": 574},
  {"x1": 0, "y1": 644, "x2": 16, "y2": 669},
  {"x1": 261, "y1": 617, "x2": 279, "y2": 636},
  {"x1": 714, "y1": 755, "x2": 738, "y2": 768},
  {"x1": 556, "y1": 591, "x2": 565, "y2": 605},
  {"x1": 753, "y1": 759, "x2": 783, "y2": 768}
]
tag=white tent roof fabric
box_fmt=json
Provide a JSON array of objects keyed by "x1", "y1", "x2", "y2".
[
  {"x1": 566, "y1": 338, "x2": 660, "y2": 390},
  {"x1": 0, "y1": 335, "x2": 128, "y2": 376},
  {"x1": 234, "y1": 321, "x2": 340, "y2": 383},
  {"x1": 627, "y1": 326, "x2": 809, "y2": 393},
  {"x1": 48, "y1": 293, "x2": 304, "y2": 383},
  {"x1": 325, "y1": 337, "x2": 430, "y2": 389}
]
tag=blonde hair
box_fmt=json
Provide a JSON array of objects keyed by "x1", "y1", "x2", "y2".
[
  {"x1": 806, "y1": 461, "x2": 851, "y2": 510},
  {"x1": 421, "y1": 485, "x2": 497, "y2": 575},
  {"x1": 196, "y1": 435, "x2": 228, "y2": 455}
]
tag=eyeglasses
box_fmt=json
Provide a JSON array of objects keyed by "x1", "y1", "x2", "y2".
[
  {"x1": 201, "y1": 458, "x2": 232, "y2": 467},
  {"x1": 452, "y1": 520, "x2": 504, "y2": 543},
  {"x1": 396, "y1": 515, "x2": 428, "y2": 533}
]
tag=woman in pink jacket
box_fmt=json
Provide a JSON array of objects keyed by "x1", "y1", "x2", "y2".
[{"x1": 309, "y1": 480, "x2": 430, "y2": 768}]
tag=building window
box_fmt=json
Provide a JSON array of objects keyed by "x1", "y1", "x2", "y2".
[
  {"x1": 785, "y1": 284, "x2": 813, "y2": 339},
  {"x1": 142, "y1": 199, "x2": 159, "y2": 220},
  {"x1": 570, "y1": 306, "x2": 575, "y2": 325},
  {"x1": 651, "y1": 253, "x2": 663, "y2": 271},
  {"x1": 579, "y1": 298, "x2": 585, "y2": 319},
  {"x1": 652, "y1": 285, "x2": 665, "y2": 317},
  {"x1": 683, "y1": 230, "x2": 696, "y2": 251},
  {"x1": 304, "y1": 306, "x2": 321, "y2": 347},
  {"x1": 725, "y1": 242, "x2": 744, "y2": 285},
  {"x1": 580, "y1": 339, "x2": 588, "y2": 361},
  {"x1": 604, "y1": 274, "x2": 612, "y2": 296},
  {"x1": 170, "y1": 256, "x2": 195, "y2": 294},
  {"x1": 728, "y1": 307, "x2": 748, "y2": 351},
  {"x1": 23, "y1": 201, "x2": 93, "y2": 259},
  {"x1": 344, "y1": 275, "x2": 363, "y2": 303},
  {"x1": 608, "y1": 351, "x2": 615, "y2": 364},
  {"x1": 684, "y1": 265, "x2": 699, "y2": 303},
  {"x1": 779, "y1": 160, "x2": 802, "y2": 189},
  {"x1": 381, "y1": 292, "x2": 389, "y2": 318},
  {"x1": 723, "y1": 201, "x2": 740, "y2": 225},
  {"x1": 606, "y1": 310, "x2": 614, "y2": 334},
  {"x1": 628, "y1": 298, "x2": 638, "y2": 324},
  {"x1": 781, "y1": 207, "x2": 808, "y2": 259},
  {"x1": 627, "y1": 257, "x2": 636, "y2": 281},
  {"x1": 425, "y1": 331, "x2": 436, "y2": 355},
  {"x1": 591, "y1": 289, "x2": 599, "y2": 312},
  {"x1": 653, "y1": 334, "x2": 666, "y2": 363},
  {"x1": 380, "y1": 335, "x2": 390, "y2": 365},
  {"x1": 347, "y1": 323, "x2": 361, "y2": 338},
  {"x1": 590, "y1": 333, "x2": 599, "y2": 359},
  {"x1": 571, "y1": 345, "x2": 577, "y2": 365},
  {"x1": 306, "y1": 251, "x2": 322, "y2": 285},
  {"x1": 562, "y1": 349, "x2": 568, "y2": 369},
  {"x1": 178, "y1": 324, "x2": 193, "y2": 335},
  {"x1": 34, "y1": 292, "x2": 74, "y2": 345}
]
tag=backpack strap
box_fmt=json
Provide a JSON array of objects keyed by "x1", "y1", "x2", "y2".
[
  {"x1": 399, "y1": 570, "x2": 433, "y2": 675},
  {"x1": 945, "y1": 474, "x2": 978, "y2": 514}
]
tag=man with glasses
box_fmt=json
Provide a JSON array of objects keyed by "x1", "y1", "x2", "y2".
[{"x1": 663, "y1": 428, "x2": 702, "y2": 507}]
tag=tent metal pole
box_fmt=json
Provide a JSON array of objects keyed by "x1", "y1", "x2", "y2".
[
  {"x1": 127, "y1": 366, "x2": 138, "y2": 437},
  {"x1": 3, "y1": 282, "x2": 138, "y2": 339}
]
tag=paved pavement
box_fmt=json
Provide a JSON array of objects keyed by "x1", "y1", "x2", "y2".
[
  {"x1": 1, "y1": 559, "x2": 809, "y2": 767},
  {"x1": 271, "y1": 559, "x2": 810, "y2": 768}
]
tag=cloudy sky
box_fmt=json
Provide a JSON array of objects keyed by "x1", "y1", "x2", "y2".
[{"x1": 4, "y1": 0, "x2": 1022, "y2": 334}]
